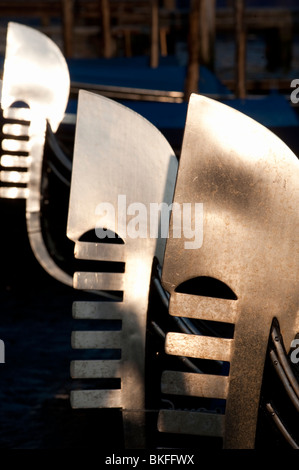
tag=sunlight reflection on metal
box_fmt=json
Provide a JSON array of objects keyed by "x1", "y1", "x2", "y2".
[
  {"x1": 0, "y1": 186, "x2": 29, "y2": 199},
  {"x1": 1, "y1": 155, "x2": 31, "y2": 168},
  {"x1": 0, "y1": 170, "x2": 29, "y2": 184},
  {"x1": 2, "y1": 138, "x2": 30, "y2": 153},
  {"x1": 3, "y1": 107, "x2": 31, "y2": 121},
  {"x1": 158, "y1": 93, "x2": 299, "y2": 449},
  {"x1": 67, "y1": 91, "x2": 178, "y2": 448},
  {"x1": 0, "y1": 22, "x2": 71, "y2": 286},
  {"x1": 2, "y1": 22, "x2": 70, "y2": 133},
  {"x1": 2, "y1": 123, "x2": 29, "y2": 137}
]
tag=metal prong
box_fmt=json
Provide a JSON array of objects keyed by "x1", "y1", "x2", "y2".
[
  {"x1": 161, "y1": 370, "x2": 229, "y2": 399},
  {"x1": 71, "y1": 331, "x2": 122, "y2": 350},
  {"x1": 71, "y1": 360, "x2": 122, "y2": 379},
  {"x1": 165, "y1": 332, "x2": 233, "y2": 362},
  {"x1": 158, "y1": 409, "x2": 224, "y2": 437},
  {"x1": 71, "y1": 390, "x2": 122, "y2": 409}
]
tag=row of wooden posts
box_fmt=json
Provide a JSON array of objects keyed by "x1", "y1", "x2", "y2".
[
  {"x1": 62, "y1": 0, "x2": 247, "y2": 100},
  {"x1": 0, "y1": 0, "x2": 246, "y2": 100}
]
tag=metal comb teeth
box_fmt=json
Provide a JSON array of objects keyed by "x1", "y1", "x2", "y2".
[
  {"x1": 158, "y1": 293, "x2": 235, "y2": 440},
  {"x1": 70, "y1": 239, "x2": 164, "y2": 449},
  {"x1": 71, "y1": 242, "x2": 125, "y2": 410},
  {"x1": 70, "y1": 240, "x2": 150, "y2": 448},
  {"x1": 0, "y1": 107, "x2": 32, "y2": 199}
]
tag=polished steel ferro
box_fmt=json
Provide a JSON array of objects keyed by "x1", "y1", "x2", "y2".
[
  {"x1": 158, "y1": 93, "x2": 299, "y2": 449},
  {"x1": 67, "y1": 91, "x2": 178, "y2": 448},
  {"x1": 0, "y1": 22, "x2": 71, "y2": 286}
]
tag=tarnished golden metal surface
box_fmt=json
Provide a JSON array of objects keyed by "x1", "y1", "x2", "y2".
[
  {"x1": 159, "y1": 93, "x2": 299, "y2": 449},
  {"x1": 0, "y1": 22, "x2": 71, "y2": 286},
  {"x1": 67, "y1": 91, "x2": 177, "y2": 448}
]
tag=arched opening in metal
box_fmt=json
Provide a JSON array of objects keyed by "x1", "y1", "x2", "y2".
[{"x1": 175, "y1": 276, "x2": 238, "y2": 300}]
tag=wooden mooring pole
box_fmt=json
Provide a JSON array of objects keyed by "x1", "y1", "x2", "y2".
[
  {"x1": 234, "y1": 0, "x2": 247, "y2": 99},
  {"x1": 62, "y1": 0, "x2": 74, "y2": 58},
  {"x1": 199, "y1": 0, "x2": 216, "y2": 70},
  {"x1": 184, "y1": 0, "x2": 201, "y2": 100},
  {"x1": 100, "y1": 0, "x2": 112, "y2": 58},
  {"x1": 184, "y1": 0, "x2": 216, "y2": 100},
  {"x1": 151, "y1": 0, "x2": 159, "y2": 68}
]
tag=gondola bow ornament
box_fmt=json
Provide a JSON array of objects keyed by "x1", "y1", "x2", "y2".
[
  {"x1": 158, "y1": 93, "x2": 299, "y2": 449},
  {"x1": 67, "y1": 90, "x2": 178, "y2": 448},
  {"x1": 0, "y1": 22, "x2": 71, "y2": 285}
]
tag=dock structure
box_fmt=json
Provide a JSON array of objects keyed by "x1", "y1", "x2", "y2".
[{"x1": 0, "y1": 1, "x2": 298, "y2": 95}]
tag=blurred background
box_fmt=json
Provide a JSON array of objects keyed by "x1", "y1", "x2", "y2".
[{"x1": 0, "y1": 1, "x2": 298, "y2": 90}]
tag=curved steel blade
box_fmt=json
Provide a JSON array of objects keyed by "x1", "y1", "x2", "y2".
[
  {"x1": 67, "y1": 91, "x2": 178, "y2": 448},
  {"x1": 2, "y1": 22, "x2": 69, "y2": 132},
  {"x1": 159, "y1": 93, "x2": 299, "y2": 449},
  {"x1": 1, "y1": 22, "x2": 71, "y2": 286}
]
